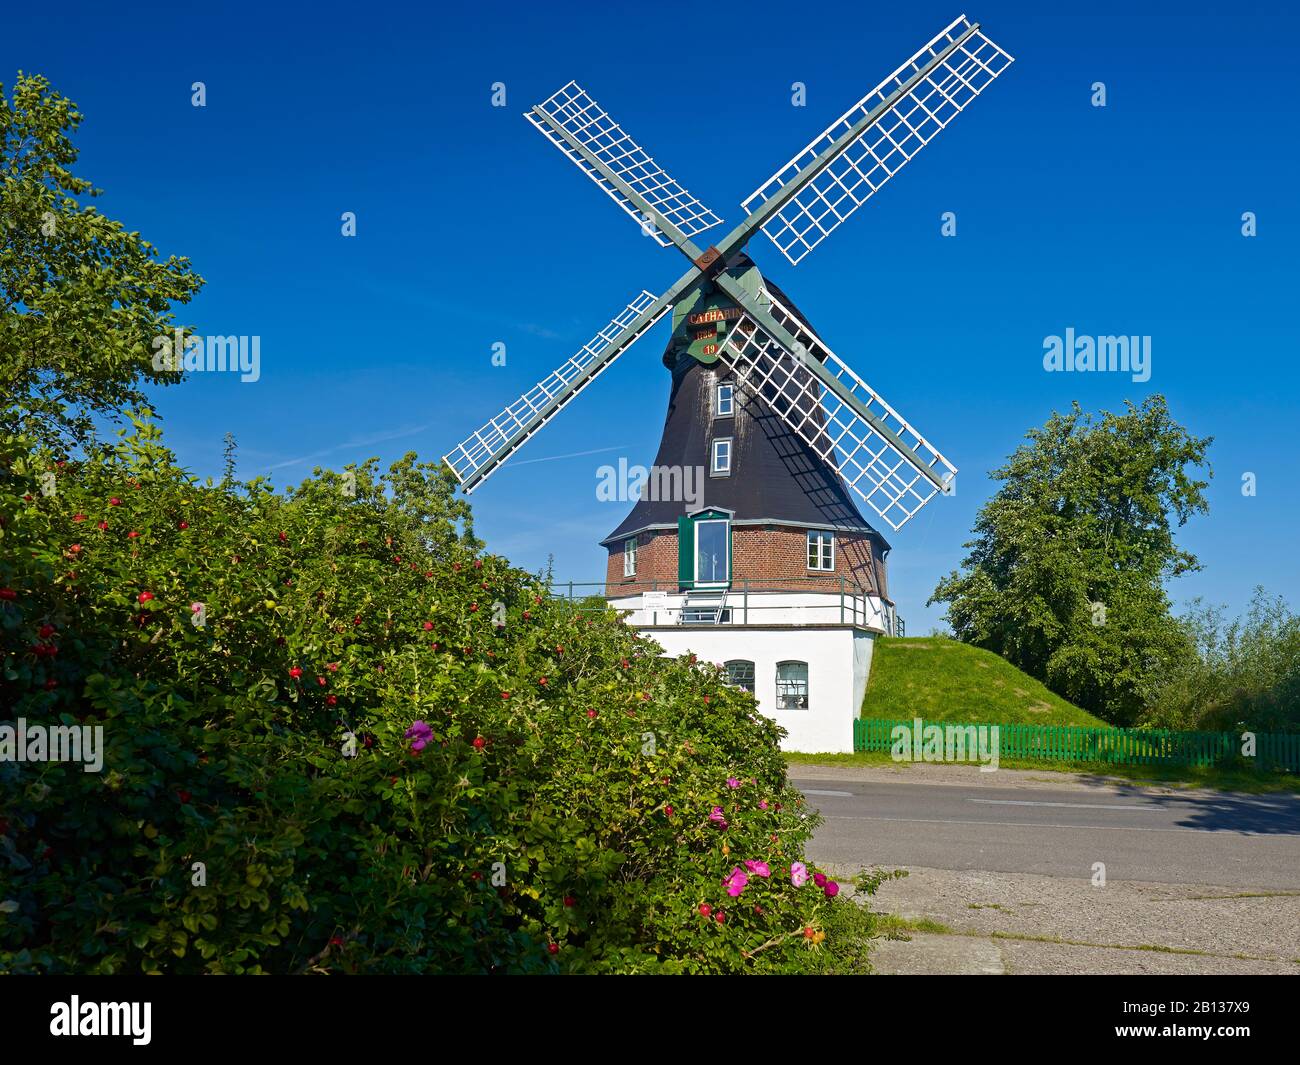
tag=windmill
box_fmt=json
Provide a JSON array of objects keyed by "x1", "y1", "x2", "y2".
[{"x1": 442, "y1": 15, "x2": 1013, "y2": 751}]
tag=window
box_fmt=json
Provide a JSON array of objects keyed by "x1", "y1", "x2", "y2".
[
  {"x1": 694, "y1": 519, "x2": 729, "y2": 585},
  {"x1": 678, "y1": 509, "x2": 734, "y2": 591},
  {"x1": 715, "y1": 382, "x2": 734, "y2": 417},
  {"x1": 711, "y1": 438, "x2": 732, "y2": 475},
  {"x1": 776, "y1": 661, "x2": 809, "y2": 710},
  {"x1": 724, "y1": 660, "x2": 755, "y2": 693},
  {"x1": 623, "y1": 536, "x2": 637, "y2": 577},
  {"x1": 807, "y1": 530, "x2": 834, "y2": 571}
]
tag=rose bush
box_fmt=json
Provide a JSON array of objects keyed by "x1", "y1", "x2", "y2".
[{"x1": 0, "y1": 417, "x2": 877, "y2": 973}]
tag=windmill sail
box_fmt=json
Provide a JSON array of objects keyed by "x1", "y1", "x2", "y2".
[
  {"x1": 443, "y1": 290, "x2": 668, "y2": 492},
  {"x1": 527, "y1": 81, "x2": 724, "y2": 248},
  {"x1": 741, "y1": 15, "x2": 1013, "y2": 265},
  {"x1": 715, "y1": 289, "x2": 956, "y2": 531}
]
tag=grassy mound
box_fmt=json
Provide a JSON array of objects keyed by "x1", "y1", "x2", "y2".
[{"x1": 862, "y1": 637, "x2": 1106, "y2": 727}]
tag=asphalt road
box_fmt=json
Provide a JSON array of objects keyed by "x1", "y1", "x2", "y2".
[{"x1": 793, "y1": 773, "x2": 1300, "y2": 889}]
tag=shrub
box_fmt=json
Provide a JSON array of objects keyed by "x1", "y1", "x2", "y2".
[
  {"x1": 1, "y1": 418, "x2": 869, "y2": 974},
  {"x1": 1143, "y1": 590, "x2": 1300, "y2": 734}
]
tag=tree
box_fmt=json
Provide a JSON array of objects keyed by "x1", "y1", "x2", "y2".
[
  {"x1": 0, "y1": 73, "x2": 203, "y2": 453},
  {"x1": 930, "y1": 396, "x2": 1212, "y2": 724}
]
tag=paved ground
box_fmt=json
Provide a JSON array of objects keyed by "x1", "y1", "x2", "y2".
[{"x1": 792, "y1": 763, "x2": 1300, "y2": 974}]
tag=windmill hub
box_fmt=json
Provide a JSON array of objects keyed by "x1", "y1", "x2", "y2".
[
  {"x1": 693, "y1": 245, "x2": 723, "y2": 272},
  {"x1": 440, "y1": 16, "x2": 1013, "y2": 753}
]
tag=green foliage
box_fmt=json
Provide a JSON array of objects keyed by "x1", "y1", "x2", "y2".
[
  {"x1": 0, "y1": 420, "x2": 864, "y2": 974},
  {"x1": 930, "y1": 397, "x2": 1211, "y2": 725},
  {"x1": 862, "y1": 637, "x2": 1105, "y2": 726},
  {"x1": 1143, "y1": 589, "x2": 1300, "y2": 733},
  {"x1": 0, "y1": 73, "x2": 204, "y2": 453}
]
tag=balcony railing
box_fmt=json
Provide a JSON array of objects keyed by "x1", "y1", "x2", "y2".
[{"x1": 547, "y1": 577, "x2": 903, "y2": 634}]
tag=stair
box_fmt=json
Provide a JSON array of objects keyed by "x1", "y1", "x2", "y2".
[{"x1": 679, "y1": 588, "x2": 729, "y2": 624}]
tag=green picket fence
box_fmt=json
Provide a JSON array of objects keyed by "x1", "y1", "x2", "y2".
[{"x1": 854, "y1": 718, "x2": 1300, "y2": 772}]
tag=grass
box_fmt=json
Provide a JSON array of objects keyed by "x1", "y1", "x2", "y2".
[
  {"x1": 980, "y1": 931, "x2": 1282, "y2": 963},
  {"x1": 873, "y1": 914, "x2": 953, "y2": 937},
  {"x1": 861, "y1": 637, "x2": 1106, "y2": 727},
  {"x1": 837, "y1": 636, "x2": 1300, "y2": 791},
  {"x1": 782, "y1": 748, "x2": 1300, "y2": 793},
  {"x1": 1155, "y1": 891, "x2": 1300, "y2": 901}
]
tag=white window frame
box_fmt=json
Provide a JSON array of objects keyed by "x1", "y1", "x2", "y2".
[
  {"x1": 724, "y1": 659, "x2": 755, "y2": 693},
  {"x1": 807, "y1": 530, "x2": 835, "y2": 571},
  {"x1": 623, "y1": 536, "x2": 637, "y2": 577},
  {"x1": 710, "y1": 437, "x2": 732, "y2": 476},
  {"x1": 694, "y1": 518, "x2": 730, "y2": 587},
  {"x1": 776, "y1": 661, "x2": 810, "y2": 710},
  {"x1": 715, "y1": 382, "x2": 734, "y2": 417}
]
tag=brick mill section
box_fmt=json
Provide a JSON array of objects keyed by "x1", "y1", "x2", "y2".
[{"x1": 604, "y1": 524, "x2": 888, "y2": 599}]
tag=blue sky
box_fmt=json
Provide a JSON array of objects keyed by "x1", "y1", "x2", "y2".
[{"x1": 5, "y1": 0, "x2": 1298, "y2": 631}]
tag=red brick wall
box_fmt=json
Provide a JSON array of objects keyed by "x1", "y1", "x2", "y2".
[
  {"x1": 604, "y1": 528, "x2": 678, "y2": 595},
  {"x1": 604, "y1": 524, "x2": 887, "y2": 598}
]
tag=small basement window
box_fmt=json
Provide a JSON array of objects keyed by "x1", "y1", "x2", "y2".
[
  {"x1": 724, "y1": 659, "x2": 755, "y2": 693},
  {"x1": 807, "y1": 530, "x2": 834, "y2": 571},
  {"x1": 711, "y1": 438, "x2": 732, "y2": 476},
  {"x1": 623, "y1": 537, "x2": 637, "y2": 577},
  {"x1": 776, "y1": 661, "x2": 809, "y2": 710}
]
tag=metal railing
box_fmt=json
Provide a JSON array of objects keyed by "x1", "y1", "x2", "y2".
[{"x1": 548, "y1": 577, "x2": 901, "y2": 632}]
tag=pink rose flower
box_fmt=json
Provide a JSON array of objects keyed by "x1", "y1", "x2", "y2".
[
  {"x1": 813, "y1": 872, "x2": 828, "y2": 888},
  {"x1": 791, "y1": 861, "x2": 809, "y2": 887},
  {"x1": 724, "y1": 867, "x2": 749, "y2": 897},
  {"x1": 824, "y1": 881, "x2": 840, "y2": 898},
  {"x1": 709, "y1": 806, "x2": 728, "y2": 829},
  {"x1": 404, "y1": 720, "x2": 433, "y2": 752},
  {"x1": 744, "y1": 860, "x2": 771, "y2": 878},
  {"x1": 726, "y1": 777, "x2": 741, "y2": 789}
]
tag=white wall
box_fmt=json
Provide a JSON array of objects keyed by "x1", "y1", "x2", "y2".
[{"x1": 643, "y1": 626, "x2": 872, "y2": 753}]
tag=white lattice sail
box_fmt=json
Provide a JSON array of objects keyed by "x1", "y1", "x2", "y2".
[
  {"x1": 742, "y1": 15, "x2": 1014, "y2": 265},
  {"x1": 715, "y1": 290, "x2": 957, "y2": 531},
  {"x1": 443, "y1": 290, "x2": 667, "y2": 490},
  {"x1": 527, "y1": 81, "x2": 724, "y2": 247}
]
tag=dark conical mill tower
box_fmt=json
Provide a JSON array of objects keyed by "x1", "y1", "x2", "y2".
[{"x1": 601, "y1": 257, "x2": 890, "y2": 601}]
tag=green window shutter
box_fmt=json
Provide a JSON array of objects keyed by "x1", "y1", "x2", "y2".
[
  {"x1": 677, "y1": 515, "x2": 693, "y2": 589},
  {"x1": 727, "y1": 520, "x2": 733, "y2": 585}
]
